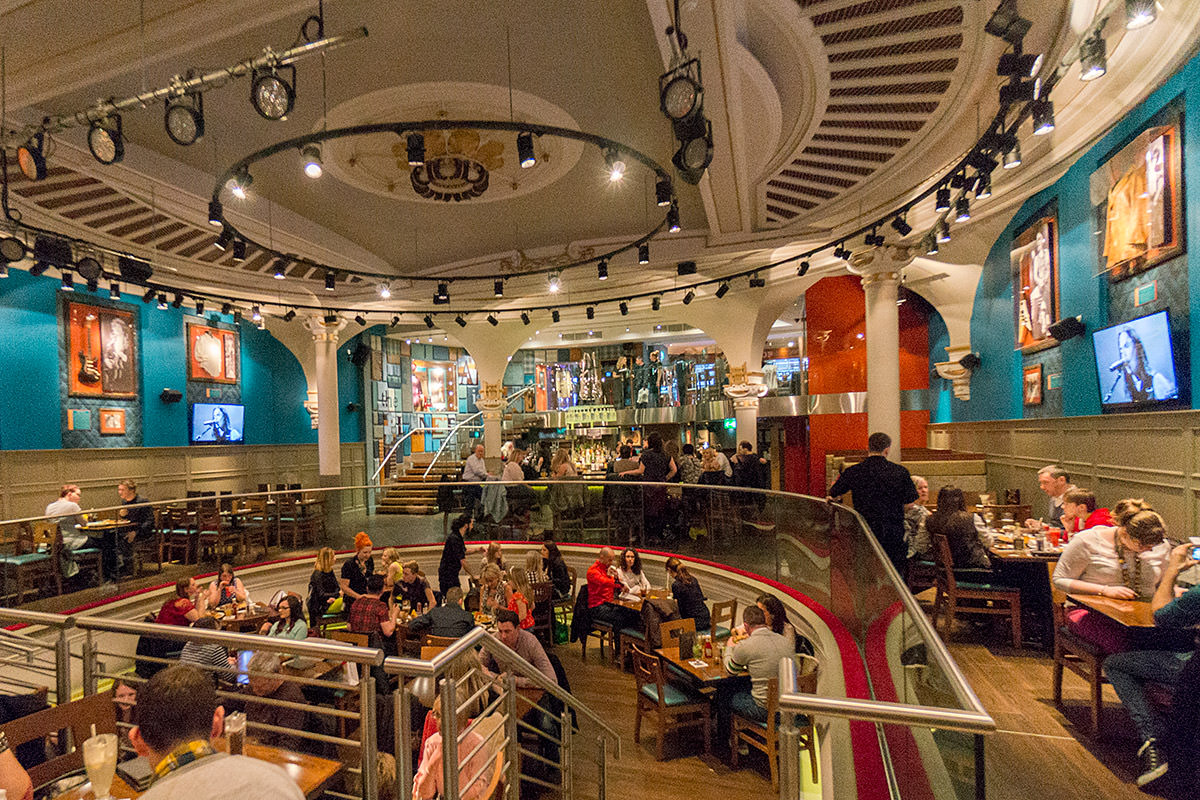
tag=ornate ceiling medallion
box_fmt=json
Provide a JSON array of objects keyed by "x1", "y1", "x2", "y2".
[{"x1": 398, "y1": 129, "x2": 502, "y2": 201}]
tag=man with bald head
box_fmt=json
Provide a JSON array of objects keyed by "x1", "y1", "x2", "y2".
[
  {"x1": 461, "y1": 443, "x2": 492, "y2": 514},
  {"x1": 587, "y1": 546, "x2": 639, "y2": 629}
]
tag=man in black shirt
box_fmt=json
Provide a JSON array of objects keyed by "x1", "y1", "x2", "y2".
[
  {"x1": 117, "y1": 479, "x2": 154, "y2": 576},
  {"x1": 438, "y1": 514, "x2": 481, "y2": 597},
  {"x1": 409, "y1": 587, "x2": 476, "y2": 639},
  {"x1": 828, "y1": 432, "x2": 918, "y2": 575}
]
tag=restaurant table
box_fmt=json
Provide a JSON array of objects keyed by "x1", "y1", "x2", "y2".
[
  {"x1": 1067, "y1": 593, "x2": 1157, "y2": 627},
  {"x1": 52, "y1": 740, "x2": 343, "y2": 800},
  {"x1": 281, "y1": 657, "x2": 344, "y2": 682},
  {"x1": 654, "y1": 645, "x2": 737, "y2": 685},
  {"x1": 211, "y1": 602, "x2": 273, "y2": 632},
  {"x1": 79, "y1": 519, "x2": 133, "y2": 579},
  {"x1": 988, "y1": 544, "x2": 1064, "y2": 563},
  {"x1": 613, "y1": 587, "x2": 670, "y2": 614}
]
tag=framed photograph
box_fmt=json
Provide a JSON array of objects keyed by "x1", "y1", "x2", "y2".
[
  {"x1": 67, "y1": 300, "x2": 138, "y2": 398},
  {"x1": 1011, "y1": 206, "x2": 1059, "y2": 352},
  {"x1": 98, "y1": 407, "x2": 126, "y2": 435},
  {"x1": 1091, "y1": 110, "x2": 1184, "y2": 281},
  {"x1": 1023, "y1": 364, "x2": 1043, "y2": 406},
  {"x1": 188, "y1": 323, "x2": 239, "y2": 383}
]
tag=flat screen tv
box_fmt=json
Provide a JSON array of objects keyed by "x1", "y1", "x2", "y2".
[
  {"x1": 190, "y1": 402, "x2": 245, "y2": 443},
  {"x1": 1092, "y1": 309, "x2": 1181, "y2": 412}
]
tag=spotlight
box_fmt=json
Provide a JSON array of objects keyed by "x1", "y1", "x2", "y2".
[
  {"x1": 195, "y1": 299, "x2": 205, "y2": 315},
  {"x1": 60, "y1": 271, "x2": 74, "y2": 291},
  {"x1": 715, "y1": 282, "x2": 729, "y2": 298},
  {"x1": 455, "y1": 314, "x2": 467, "y2": 327},
  {"x1": 955, "y1": 196, "x2": 971, "y2": 223},
  {"x1": 517, "y1": 131, "x2": 536, "y2": 168},
  {"x1": 250, "y1": 65, "x2": 296, "y2": 121},
  {"x1": 975, "y1": 172, "x2": 992, "y2": 199},
  {"x1": 798, "y1": 261, "x2": 811, "y2": 277},
  {"x1": 165, "y1": 91, "x2": 204, "y2": 145},
  {"x1": 28, "y1": 261, "x2": 49, "y2": 277},
  {"x1": 1079, "y1": 34, "x2": 1106, "y2": 81},
  {"x1": 435, "y1": 281, "x2": 449, "y2": 303},
  {"x1": 323, "y1": 311, "x2": 337, "y2": 324},
  {"x1": 1003, "y1": 141, "x2": 1022, "y2": 169},
  {"x1": 252, "y1": 305, "x2": 262, "y2": 322},
  {"x1": 230, "y1": 239, "x2": 246, "y2": 263},
  {"x1": 998, "y1": 51, "x2": 1043, "y2": 78},
  {"x1": 172, "y1": 293, "x2": 184, "y2": 309},
  {"x1": 936, "y1": 220, "x2": 952, "y2": 243},
  {"x1": 552, "y1": 309, "x2": 560, "y2": 323},
  {"x1": 16, "y1": 134, "x2": 47, "y2": 181},
  {"x1": 655, "y1": 177, "x2": 672, "y2": 207},
  {"x1": 586, "y1": 306, "x2": 595, "y2": 320},
  {"x1": 891, "y1": 214, "x2": 913, "y2": 236},
  {"x1": 87, "y1": 115, "x2": 124, "y2": 165},
  {"x1": 214, "y1": 227, "x2": 233, "y2": 251},
  {"x1": 682, "y1": 290, "x2": 695, "y2": 305},
  {"x1": 925, "y1": 234, "x2": 939, "y2": 256},
  {"x1": 677, "y1": 261, "x2": 697, "y2": 276},
  {"x1": 1032, "y1": 99, "x2": 1055, "y2": 136},
  {"x1": 406, "y1": 132, "x2": 425, "y2": 166},
  {"x1": 157, "y1": 293, "x2": 168, "y2": 310},
  {"x1": 208, "y1": 199, "x2": 223, "y2": 227},
  {"x1": 672, "y1": 118, "x2": 714, "y2": 184},
  {"x1": 143, "y1": 288, "x2": 156, "y2": 303},
  {"x1": 75, "y1": 256, "x2": 102, "y2": 284},
  {"x1": 301, "y1": 143, "x2": 323, "y2": 178},
  {"x1": 1126, "y1": 0, "x2": 1156, "y2": 29},
  {"x1": 667, "y1": 201, "x2": 681, "y2": 233},
  {"x1": 379, "y1": 282, "x2": 391, "y2": 299},
  {"x1": 619, "y1": 301, "x2": 628, "y2": 315},
  {"x1": 229, "y1": 168, "x2": 252, "y2": 199},
  {"x1": 272, "y1": 258, "x2": 289, "y2": 279},
  {"x1": 0, "y1": 236, "x2": 27, "y2": 264},
  {"x1": 984, "y1": 0, "x2": 1031, "y2": 45},
  {"x1": 638, "y1": 243, "x2": 650, "y2": 264},
  {"x1": 487, "y1": 314, "x2": 499, "y2": 326},
  {"x1": 232, "y1": 310, "x2": 242, "y2": 324},
  {"x1": 325, "y1": 271, "x2": 336, "y2": 291},
  {"x1": 950, "y1": 172, "x2": 965, "y2": 190},
  {"x1": 660, "y1": 59, "x2": 704, "y2": 123},
  {"x1": 390, "y1": 316, "x2": 399, "y2": 328},
  {"x1": 998, "y1": 77, "x2": 1037, "y2": 106},
  {"x1": 354, "y1": 314, "x2": 366, "y2": 326},
  {"x1": 597, "y1": 260, "x2": 608, "y2": 281},
  {"x1": 222, "y1": 303, "x2": 232, "y2": 315},
  {"x1": 424, "y1": 314, "x2": 434, "y2": 329},
  {"x1": 604, "y1": 147, "x2": 626, "y2": 182},
  {"x1": 651, "y1": 296, "x2": 661, "y2": 311},
  {"x1": 521, "y1": 312, "x2": 530, "y2": 325},
  {"x1": 494, "y1": 279, "x2": 504, "y2": 297},
  {"x1": 935, "y1": 186, "x2": 951, "y2": 212},
  {"x1": 749, "y1": 273, "x2": 766, "y2": 288},
  {"x1": 110, "y1": 282, "x2": 121, "y2": 299},
  {"x1": 547, "y1": 273, "x2": 561, "y2": 293}
]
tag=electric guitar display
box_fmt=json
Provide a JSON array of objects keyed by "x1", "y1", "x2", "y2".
[{"x1": 77, "y1": 313, "x2": 101, "y2": 385}]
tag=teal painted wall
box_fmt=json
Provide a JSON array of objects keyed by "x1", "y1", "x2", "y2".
[
  {"x1": 954, "y1": 49, "x2": 1200, "y2": 421},
  {"x1": 338, "y1": 328, "x2": 372, "y2": 444},
  {"x1": 0, "y1": 270, "x2": 62, "y2": 449}
]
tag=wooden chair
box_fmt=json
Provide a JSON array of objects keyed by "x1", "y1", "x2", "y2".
[
  {"x1": 730, "y1": 654, "x2": 820, "y2": 790},
  {"x1": 0, "y1": 522, "x2": 57, "y2": 602},
  {"x1": 0, "y1": 690, "x2": 116, "y2": 789},
  {"x1": 35, "y1": 521, "x2": 103, "y2": 586},
  {"x1": 710, "y1": 598, "x2": 737, "y2": 641},
  {"x1": 530, "y1": 580, "x2": 555, "y2": 644},
  {"x1": 161, "y1": 505, "x2": 195, "y2": 564},
  {"x1": 420, "y1": 645, "x2": 449, "y2": 660},
  {"x1": 552, "y1": 566, "x2": 578, "y2": 629},
  {"x1": 194, "y1": 507, "x2": 241, "y2": 564},
  {"x1": 577, "y1": 584, "x2": 616, "y2": 663},
  {"x1": 129, "y1": 509, "x2": 166, "y2": 577},
  {"x1": 326, "y1": 630, "x2": 370, "y2": 648},
  {"x1": 631, "y1": 645, "x2": 711, "y2": 760},
  {"x1": 422, "y1": 633, "x2": 459, "y2": 648},
  {"x1": 1048, "y1": 562, "x2": 1109, "y2": 736},
  {"x1": 660, "y1": 617, "x2": 696, "y2": 648},
  {"x1": 931, "y1": 534, "x2": 1022, "y2": 648}
]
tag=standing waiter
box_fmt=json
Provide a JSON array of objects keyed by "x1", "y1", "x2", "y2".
[{"x1": 828, "y1": 432, "x2": 918, "y2": 575}]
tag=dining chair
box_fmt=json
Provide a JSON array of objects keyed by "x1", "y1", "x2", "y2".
[
  {"x1": 730, "y1": 654, "x2": 820, "y2": 790},
  {"x1": 235, "y1": 499, "x2": 272, "y2": 560},
  {"x1": 422, "y1": 633, "x2": 459, "y2": 649},
  {"x1": 552, "y1": 566, "x2": 578, "y2": 630},
  {"x1": 326, "y1": 629, "x2": 370, "y2": 648},
  {"x1": 0, "y1": 689, "x2": 116, "y2": 789},
  {"x1": 36, "y1": 521, "x2": 103, "y2": 587},
  {"x1": 530, "y1": 580, "x2": 554, "y2": 644},
  {"x1": 161, "y1": 506, "x2": 196, "y2": 564},
  {"x1": 931, "y1": 534, "x2": 1022, "y2": 648},
  {"x1": 129, "y1": 509, "x2": 165, "y2": 577},
  {"x1": 1048, "y1": 561, "x2": 1108, "y2": 736},
  {"x1": 194, "y1": 507, "x2": 240, "y2": 564},
  {"x1": 630, "y1": 644, "x2": 711, "y2": 760},
  {"x1": 710, "y1": 598, "x2": 737, "y2": 641},
  {"x1": 659, "y1": 617, "x2": 696, "y2": 649},
  {"x1": 0, "y1": 522, "x2": 56, "y2": 602},
  {"x1": 577, "y1": 584, "x2": 616, "y2": 663}
]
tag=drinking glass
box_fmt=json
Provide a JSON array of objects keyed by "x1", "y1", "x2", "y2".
[
  {"x1": 82, "y1": 733, "x2": 117, "y2": 800},
  {"x1": 225, "y1": 711, "x2": 246, "y2": 755}
]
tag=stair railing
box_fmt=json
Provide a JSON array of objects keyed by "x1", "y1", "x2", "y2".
[
  {"x1": 421, "y1": 387, "x2": 534, "y2": 480},
  {"x1": 371, "y1": 426, "x2": 442, "y2": 484}
]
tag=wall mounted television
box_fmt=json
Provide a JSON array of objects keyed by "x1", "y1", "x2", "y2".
[
  {"x1": 1092, "y1": 309, "x2": 1183, "y2": 412},
  {"x1": 190, "y1": 402, "x2": 245, "y2": 443}
]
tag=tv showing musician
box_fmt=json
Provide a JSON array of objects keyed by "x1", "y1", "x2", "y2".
[
  {"x1": 1105, "y1": 326, "x2": 1176, "y2": 404},
  {"x1": 192, "y1": 404, "x2": 244, "y2": 443}
]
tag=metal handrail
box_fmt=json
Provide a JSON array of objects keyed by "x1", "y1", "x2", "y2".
[
  {"x1": 421, "y1": 386, "x2": 535, "y2": 479},
  {"x1": 371, "y1": 426, "x2": 443, "y2": 483},
  {"x1": 0, "y1": 608, "x2": 77, "y2": 628}
]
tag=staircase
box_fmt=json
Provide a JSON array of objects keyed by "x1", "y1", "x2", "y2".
[{"x1": 376, "y1": 453, "x2": 462, "y2": 515}]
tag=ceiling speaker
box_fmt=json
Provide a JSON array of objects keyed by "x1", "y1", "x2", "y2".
[
  {"x1": 1048, "y1": 316, "x2": 1085, "y2": 341},
  {"x1": 118, "y1": 255, "x2": 153, "y2": 284}
]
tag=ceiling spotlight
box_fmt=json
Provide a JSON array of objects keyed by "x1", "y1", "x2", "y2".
[
  {"x1": 950, "y1": 172, "x2": 965, "y2": 190},
  {"x1": 406, "y1": 132, "x2": 425, "y2": 166},
  {"x1": 998, "y1": 51, "x2": 1043, "y2": 78},
  {"x1": 651, "y1": 296, "x2": 661, "y2": 311},
  {"x1": 487, "y1": 314, "x2": 499, "y2": 326},
  {"x1": 655, "y1": 177, "x2": 672, "y2": 207},
  {"x1": 142, "y1": 288, "x2": 156, "y2": 303},
  {"x1": 925, "y1": 234, "x2": 939, "y2": 256},
  {"x1": 195, "y1": 299, "x2": 205, "y2": 315},
  {"x1": 222, "y1": 303, "x2": 232, "y2": 315},
  {"x1": 455, "y1": 314, "x2": 467, "y2": 328},
  {"x1": 424, "y1": 314, "x2": 434, "y2": 328},
  {"x1": 157, "y1": 293, "x2": 168, "y2": 310},
  {"x1": 604, "y1": 147, "x2": 626, "y2": 182},
  {"x1": 586, "y1": 306, "x2": 595, "y2": 320},
  {"x1": 207, "y1": 199, "x2": 223, "y2": 227},
  {"x1": 355, "y1": 314, "x2": 367, "y2": 327},
  {"x1": 597, "y1": 260, "x2": 608, "y2": 281},
  {"x1": 230, "y1": 239, "x2": 247, "y2": 263},
  {"x1": 252, "y1": 305, "x2": 262, "y2": 322},
  {"x1": 891, "y1": 214, "x2": 913, "y2": 236},
  {"x1": 1125, "y1": 0, "x2": 1156, "y2": 29},
  {"x1": 172, "y1": 293, "x2": 184, "y2": 309},
  {"x1": 301, "y1": 143, "x2": 323, "y2": 178},
  {"x1": 1032, "y1": 99, "x2": 1055, "y2": 136},
  {"x1": 1079, "y1": 34, "x2": 1107, "y2": 81},
  {"x1": 638, "y1": 243, "x2": 650, "y2": 264},
  {"x1": 323, "y1": 311, "x2": 337, "y2": 324},
  {"x1": 1003, "y1": 141, "x2": 1022, "y2": 169},
  {"x1": 935, "y1": 186, "x2": 951, "y2": 212},
  {"x1": 660, "y1": 59, "x2": 705, "y2": 123},
  {"x1": 682, "y1": 290, "x2": 695, "y2": 305},
  {"x1": 278, "y1": 308, "x2": 295, "y2": 322},
  {"x1": 547, "y1": 273, "x2": 561, "y2": 293},
  {"x1": 109, "y1": 282, "x2": 121, "y2": 299},
  {"x1": 325, "y1": 271, "x2": 336, "y2": 291},
  {"x1": 233, "y1": 310, "x2": 242, "y2": 324},
  {"x1": 87, "y1": 115, "x2": 124, "y2": 165},
  {"x1": 390, "y1": 315, "x2": 399, "y2": 328},
  {"x1": 229, "y1": 168, "x2": 253, "y2": 199},
  {"x1": 434, "y1": 281, "x2": 449, "y2": 303},
  {"x1": 667, "y1": 200, "x2": 681, "y2": 233},
  {"x1": 214, "y1": 226, "x2": 233, "y2": 251},
  {"x1": 975, "y1": 172, "x2": 993, "y2": 199},
  {"x1": 272, "y1": 258, "x2": 289, "y2": 279},
  {"x1": 715, "y1": 282, "x2": 729, "y2": 299},
  {"x1": 619, "y1": 301, "x2": 628, "y2": 315},
  {"x1": 749, "y1": 273, "x2": 766, "y2": 288},
  {"x1": 165, "y1": 91, "x2": 204, "y2": 145},
  {"x1": 60, "y1": 271, "x2": 74, "y2": 291},
  {"x1": 0, "y1": 236, "x2": 27, "y2": 265},
  {"x1": 494, "y1": 279, "x2": 504, "y2": 297},
  {"x1": 250, "y1": 65, "x2": 296, "y2": 121},
  {"x1": 75, "y1": 256, "x2": 102, "y2": 283},
  {"x1": 552, "y1": 309, "x2": 560, "y2": 323},
  {"x1": 378, "y1": 282, "x2": 391, "y2": 299},
  {"x1": 984, "y1": 0, "x2": 1031, "y2": 45},
  {"x1": 517, "y1": 131, "x2": 536, "y2": 168},
  {"x1": 798, "y1": 261, "x2": 811, "y2": 277},
  {"x1": 955, "y1": 196, "x2": 971, "y2": 223},
  {"x1": 520, "y1": 312, "x2": 530, "y2": 325},
  {"x1": 998, "y1": 77, "x2": 1037, "y2": 106},
  {"x1": 936, "y1": 220, "x2": 952, "y2": 243},
  {"x1": 672, "y1": 118, "x2": 714, "y2": 184},
  {"x1": 16, "y1": 133, "x2": 48, "y2": 182}
]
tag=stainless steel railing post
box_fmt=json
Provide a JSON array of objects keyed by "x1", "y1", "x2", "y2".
[
  {"x1": 502, "y1": 672, "x2": 518, "y2": 795},
  {"x1": 559, "y1": 706, "x2": 573, "y2": 798},
  {"x1": 396, "y1": 683, "x2": 412, "y2": 800},
  {"x1": 359, "y1": 668, "x2": 378, "y2": 800},
  {"x1": 81, "y1": 630, "x2": 96, "y2": 696},
  {"x1": 440, "y1": 676, "x2": 459, "y2": 800},
  {"x1": 777, "y1": 711, "x2": 800, "y2": 800},
  {"x1": 597, "y1": 735, "x2": 607, "y2": 800},
  {"x1": 54, "y1": 627, "x2": 71, "y2": 704}
]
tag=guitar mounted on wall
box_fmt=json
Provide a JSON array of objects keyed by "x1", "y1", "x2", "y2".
[{"x1": 77, "y1": 313, "x2": 101, "y2": 385}]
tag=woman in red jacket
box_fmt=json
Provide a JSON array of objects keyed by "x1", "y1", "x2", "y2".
[{"x1": 1061, "y1": 488, "x2": 1113, "y2": 533}]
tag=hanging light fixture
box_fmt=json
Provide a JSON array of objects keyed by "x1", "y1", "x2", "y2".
[
  {"x1": 214, "y1": 226, "x2": 233, "y2": 251},
  {"x1": 250, "y1": 65, "x2": 296, "y2": 121},
  {"x1": 487, "y1": 314, "x2": 499, "y2": 326},
  {"x1": 378, "y1": 282, "x2": 391, "y2": 299},
  {"x1": 325, "y1": 271, "x2": 336, "y2": 291},
  {"x1": 195, "y1": 299, "x2": 205, "y2": 315},
  {"x1": 749, "y1": 273, "x2": 766, "y2": 288},
  {"x1": 424, "y1": 314, "x2": 435, "y2": 328},
  {"x1": 682, "y1": 290, "x2": 695, "y2": 305},
  {"x1": 280, "y1": 308, "x2": 294, "y2": 322},
  {"x1": 520, "y1": 312, "x2": 531, "y2": 325},
  {"x1": 252, "y1": 305, "x2": 263, "y2": 322},
  {"x1": 715, "y1": 282, "x2": 729, "y2": 298},
  {"x1": 301, "y1": 143, "x2": 323, "y2": 178},
  {"x1": 60, "y1": 271, "x2": 74, "y2": 291},
  {"x1": 597, "y1": 260, "x2": 608, "y2": 281},
  {"x1": 1125, "y1": 0, "x2": 1156, "y2": 29},
  {"x1": 1003, "y1": 141, "x2": 1022, "y2": 169},
  {"x1": 667, "y1": 200, "x2": 681, "y2": 233},
  {"x1": 87, "y1": 115, "x2": 124, "y2": 165},
  {"x1": 935, "y1": 186, "x2": 951, "y2": 212},
  {"x1": 141, "y1": 288, "x2": 156, "y2": 303},
  {"x1": 798, "y1": 261, "x2": 811, "y2": 277},
  {"x1": 552, "y1": 309, "x2": 561, "y2": 323},
  {"x1": 1079, "y1": 34, "x2": 1107, "y2": 81},
  {"x1": 355, "y1": 314, "x2": 367, "y2": 326},
  {"x1": 975, "y1": 172, "x2": 993, "y2": 199},
  {"x1": 435, "y1": 281, "x2": 450, "y2": 303},
  {"x1": 229, "y1": 167, "x2": 253, "y2": 199},
  {"x1": 272, "y1": 257, "x2": 289, "y2": 279},
  {"x1": 586, "y1": 306, "x2": 595, "y2": 320},
  {"x1": 638, "y1": 243, "x2": 650, "y2": 265},
  {"x1": 547, "y1": 273, "x2": 562, "y2": 293},
  {"x1": 655, "y1": 177, "x2": 672, "y2": 207},
  {"x1": 157, "y1": 293, "x2": 168, "y2": 310},
  {"x1": 517, "y1": 131, "x2": 536, "y2": 168},
  {"x1": 651, "y1": 296, "x2": 661, "y2": 311},
  {"x1": 619, "y1": 301, "x2": 629, "y2": 315},
  {"x1": 494, "y1": 279, "x2": 504, "y2": 297},
  {"x1": 604, "y1": 147, "x2": 626, "y2": 182},
  {"x1": 936, "y1": 220, "x2": 952, "y2": 243},
  {"x1": 406, "y1": 132, "x2": 426, "y2": 166},
  {"x1": 16, "y1": 134, "x2": 47, "y2": 181},
  {"x1": 1032, "y1": 99, "x2": 1055, "y2": 135},
  {"x1": 955, "y1": 196, "x2": 971, "y2": 223},
  {"x1": 455, "y1": 314, "x2": 467, "y2": 327},
  {"x1": 207, "y1": 199, "x2": 223, "y2": 227},
  {"x1": 109, "y1": 282, "x2": 121, "y2": 299},
  {"x1": 925, "y1": 234, "x2": 939, "y2": 256},
  {"x1": 230, "y1": 239, "x2": 247, "y2": 263},
  {"x1": 891, "y1": 214, "x2": 913, "y2": 236},
  {"x1": 165, "y1": 90, "x2": 204, "y2": 146}
]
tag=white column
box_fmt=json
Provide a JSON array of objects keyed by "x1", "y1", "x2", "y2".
[
  {"x1": 305, "y1": 315, "x2": 347, "y2": 477},
  {"x1": 476, "y1": 380, "x2": 506, "y2": 469},
  {"x1": 732, "y1": 396, "x2": 761, "y2": 445},
  {"x1": 723, "y1": 363, "x2": 768, "y2": 446},
  {"x1": 852, "y1": 246, "x2": 912, "y2": 462}
]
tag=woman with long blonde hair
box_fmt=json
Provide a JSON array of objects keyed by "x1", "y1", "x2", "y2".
[
  {"x1": 308, "y1": 546, "x2": 342, "y2": 624},
  {"x1": 507, "y1": 565, "x2": 535, "y2": 629}
]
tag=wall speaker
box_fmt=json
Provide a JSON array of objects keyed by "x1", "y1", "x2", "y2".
[
  {"x1": 350, "y1": 342, "x2": 371, "y2": 366},
  {"x1": 118, "y1": 255, "x2": 154, "y2": 284},
  {"x1": 159, "y1": 388, "x2": 182, "y2": 403},
  {"x1": 33, "y1": 235, "x2": 72, "y2": 269},
  {"x1": 1048, "y1": 316, "x2": 1085, "y2": 341},
  {"x1": 959, "y1": 353, "x2": 982, "y2": 370}
]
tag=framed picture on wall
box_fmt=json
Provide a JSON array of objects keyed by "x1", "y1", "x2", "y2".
[
  {"x1": 1011, "y1": 205, "x2": 1059, "y2": 352},
  {"x1": 1091, "y1": 107, "x2": 1184, "y2": 281},
  {"x1": 188, "y1": 323, "x2": 239, "y2": 383},
  {"x1": 1023, "y1": 363, "x2": 1043, "y2": 406},
  {"x1": 98, "y1": 408, "x2": 126, "y2": 435},
  {"x1": 67, "y1": 300, "x2": 138, "y2": 398}
]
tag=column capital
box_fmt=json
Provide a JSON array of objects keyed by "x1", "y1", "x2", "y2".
[
  {"x1": 476, "y1": 380, "x2": 507, "y2": 413},
  {"x1": 723, "y1": 361, "x2": 769, "y2": 403},
  {"x1": 304, "y1": 314, "x2": 347, "y2": 343},
  {"x1": 934, "y1": 344, "x2": 977, "y2": 400},
  {"x1": 848, "y1": 244, "x2": 915, "y2": 283}
]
